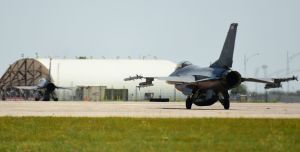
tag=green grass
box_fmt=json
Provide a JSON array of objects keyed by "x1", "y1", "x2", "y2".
[{"x1": 0, "y1": 117, "x2": 299, "y2": 152}]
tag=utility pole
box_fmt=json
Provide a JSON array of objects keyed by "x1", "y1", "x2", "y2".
[
  {"x1": 135, "y1": 87, "x2": 138, "y2": 101},
  {"x1": 254, "y1": 67, "x2": 260, "y2": 93},
  {"x1": 35, "y1": 52, "x2": 39, "y2": 59},
  {"x1": 244, "y1": 53, "x2": 259, "y2": 94},
  {"x1": 174, "y1": 87, "x2": 176, "y2": 101},
  {"x1": 287, "y1": 51, "x2": 290, "y2": 93},
  {"x1": 262, "y1": 65, "x2": 268, "y2": 102},
  {"x1": 286, "y1": 51, "x2": 300, "y2": 93},
  {"x1": 244, "y1": 53, "x2": 259, "y2": 77},
  {"x1": 262, "y1": 65, "x2": 268, "y2": 78}
]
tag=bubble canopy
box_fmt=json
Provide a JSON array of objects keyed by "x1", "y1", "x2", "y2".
[{"x1": 175, "y1": 61, "x2": 192, "y2": 70}]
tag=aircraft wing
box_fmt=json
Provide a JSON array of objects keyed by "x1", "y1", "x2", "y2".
[
  {"x1": 242, "y1": 78, "x2": 273, "y2": 84},
  {"x1": 124, "y1": 75, "x2": 194, "y2": 88},
  {"x1": 124, "y1": 75, "x2": 220, "y2": 88},
  {"x1": 124, "y1": 75, "x2": 195, "y2": 83},
  {"x1": 157, "y1": 76, "x2": 220, "y2": 83},
  {"x1": 242, "y1": 76, "x2": 298, "y2": 89},
  {"x1": 14, "y1": 86, "x2": 39, "y2": 90},
  {"x1": 14, "y1": 85, "x2": 72, "y2": 90},
  {"x1": 156, "y1": 76, "x2": 196, "y2": 83}
]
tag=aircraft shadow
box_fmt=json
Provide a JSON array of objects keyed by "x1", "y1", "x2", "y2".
[{"x1": 160, "y1": 108, "x2": 236, "y2": 111}]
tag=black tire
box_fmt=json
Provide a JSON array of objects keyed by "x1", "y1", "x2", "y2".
[
  {"x1": 53, "y1": 98, "x2": 58, "y2": 101},
  {"x1": 42, "y1": 93, "x2": 50, "y2": 101},
  {"x1": 42, "y1": 97, "x2": 50, "y2": 101},
  {"x1": 185, "y1": 98, "x2": 193, "y2": 109},
  {"x1": 222, "y1": 99, "x2": 230, "y2": 110}
]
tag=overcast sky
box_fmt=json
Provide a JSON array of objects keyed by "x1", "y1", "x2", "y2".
[{"x1": 0, "y1": 0, "x2": 299, "y2": 91}]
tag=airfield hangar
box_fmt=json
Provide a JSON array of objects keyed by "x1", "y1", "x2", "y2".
[{"x1": 0, "y1": 58, "x2": 185, "y2": 101}]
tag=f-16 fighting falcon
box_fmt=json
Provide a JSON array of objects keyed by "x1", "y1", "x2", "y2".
[
  {"x1": 14, "y1": 58, "x2": 69, "y2": 101},
  {"x1": 124, "y1": 23, "x2": 298, "y2": 109}
]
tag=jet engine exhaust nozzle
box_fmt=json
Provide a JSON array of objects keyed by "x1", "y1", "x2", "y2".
[
  {"x1": 46, "y1": 83, "x2": 56, "y2": 92},
  {"x1": 225, "y1": 71, "x2": 241, "y2": 89}
]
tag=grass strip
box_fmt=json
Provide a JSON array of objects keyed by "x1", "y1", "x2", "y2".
[{"x1": 0, "y1": 117, "x2": 299, "y2": 152}]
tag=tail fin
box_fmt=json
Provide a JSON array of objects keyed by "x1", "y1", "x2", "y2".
[
  {"x1": 210, "y1": 23, "x2": 238, "y2": 68},
  {"x1": 47, "y1": 58, "x2": 52, "y2": 81}
]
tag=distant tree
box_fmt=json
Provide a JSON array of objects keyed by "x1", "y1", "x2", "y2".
[{"x1": 230, "y1": 84, "x2": 248, "y2": 95}]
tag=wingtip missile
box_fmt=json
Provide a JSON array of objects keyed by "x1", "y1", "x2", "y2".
[
  {"x1": 265, "y1": 75, "x2": 298, "y2": 89},
  {"x1": 293, "y1": 76, "x2": 298, "y2": 81},
  {"x1": 124, "y1": 75, "x2": 144, "y2": 81}
]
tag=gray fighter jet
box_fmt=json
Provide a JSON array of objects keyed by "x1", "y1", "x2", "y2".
[
  {"x1": 125, "y1": 23, "x2": 298, "y2": 109},
  {"x1": 14, "y1": 58, "x2": 69, "y2": 101}
]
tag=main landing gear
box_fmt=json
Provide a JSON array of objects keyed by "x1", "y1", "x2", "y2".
[
  {"x1": 185, "y1": 91, "x2": 230, "y2": 110},
  {"x1": 42, "y1": 91, "x2": 58, "y2": 101},
  {"x1": 185, "y1": 97, "x2": 193, "y2": 109},
  {"x1": 219, "y1": 92, "x2": 230, "y2": 110}
]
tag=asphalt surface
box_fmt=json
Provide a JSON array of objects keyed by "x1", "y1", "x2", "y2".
[{"x1": 0, "y1": 101, "x2": 299, "y2": 118}]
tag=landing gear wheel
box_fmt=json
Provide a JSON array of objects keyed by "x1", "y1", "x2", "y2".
[
  {"x1": 43, "y1": 92, "x2": 50, "y2": 101},
  {"x1": 220, "y1": 91, "x2": 230, "y2": 110},
  {"x1": 43, "y1": 96, "x2": 50, "y2": 101},
  {"x1": 185, "y1": 98, "x2": 193, "y2": 109},
  {"x1": 222, "y1": 99, "x2": 230, "y2": 110}
]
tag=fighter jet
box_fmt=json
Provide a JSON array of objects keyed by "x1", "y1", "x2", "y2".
[
  {"x1": 124, "y1": 23, "x2": 298, "y2": 109},
  {"x1": 14, "y1": 58, "x2": 69, "y2": 101}
]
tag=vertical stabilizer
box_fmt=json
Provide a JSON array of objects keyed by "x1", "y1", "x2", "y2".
[{"x1": 210, "y1": 23, "x2": 238, "y2": 68}]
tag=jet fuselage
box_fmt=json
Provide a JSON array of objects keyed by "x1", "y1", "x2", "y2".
[{"x1": 167, "y1": 64, "x2": 237, "y2": 95}]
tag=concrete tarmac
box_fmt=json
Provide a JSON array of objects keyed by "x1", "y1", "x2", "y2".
[{"x1": 0, "y1": 101, "x2": 300, "y2": 118}]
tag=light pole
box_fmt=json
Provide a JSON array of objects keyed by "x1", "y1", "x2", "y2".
[
  {"x1": 35, "y1": 52, "x2": 39, "y2": 59},
  {"x1": 262, "y1": 65, "x2": 268, "y2": 102},
  {"x1": 262, "y1": 65, "x2": 268, "y2": 78},
  {"x1": 244, "y1": 53, "x2": 259, "y2": 77},
  {"x1": 244, "y1": 53, "x2": 259, "y2": 93},
  {"x1": 286, "y1": 51, "x2": 300, "y2": 92},
  {"x1": 254, "y1": 67, "x2": 260, "y2": 93}
]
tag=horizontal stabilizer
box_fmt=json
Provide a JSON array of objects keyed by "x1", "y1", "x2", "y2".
[{"x1": 56, "y1": 86, "x2": 73, "y2": 90}]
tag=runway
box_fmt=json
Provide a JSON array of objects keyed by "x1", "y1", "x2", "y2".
[{"x1": 0, "y1": 101, "x2": 300, "y2": 118}]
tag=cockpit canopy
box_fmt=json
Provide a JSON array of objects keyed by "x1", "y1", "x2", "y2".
[
  {"x1": 37, "y1": 78, "x2": 48, "y2": 87},
  {"x1": 175, "y1": 61, "x2": 192, "y2": 70}
]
